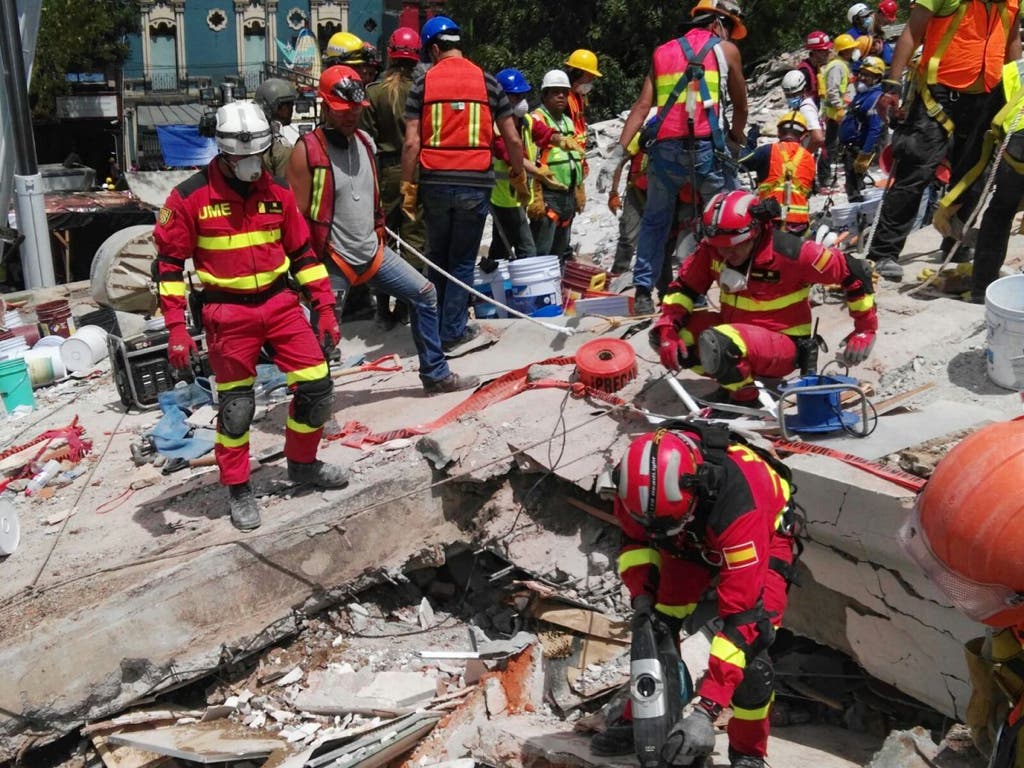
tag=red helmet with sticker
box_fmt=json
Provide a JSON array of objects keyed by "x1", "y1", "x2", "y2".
[
  {"x1": 805, "y1": 30, "x2": 832, "y2": 51},
  {"x1": 702, "y1": 190, "x2": 760, "y2": 248},
  {"x1": 616, "y1": 430, "x2": 704, "y2": 535}
]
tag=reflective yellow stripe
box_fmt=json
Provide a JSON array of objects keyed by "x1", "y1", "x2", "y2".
[
  {"x1": 719, "y1": 287, "x2": 809, "y2": 312},
  {"x1": 295, "y1": 263, "x2": 329, "y2": 286},
  {"x1": 723, "y1": 377, "x2": 754, "y2": 391},
  {"x1": 216, "y1": 431, "x2": 249, "y2": 448},
  {"x1": 662, "y1": 293, "x2": 693, "y2": 312},
  {"x1": 197, "y1": 228, "x2": 282, "y2": 251},
  {"x1": 710, "y1": 635, "x2": 747, "y2": 669},
  {"x1": 468, "y1": 102, "x2": 481, "y2": 146},
  {"x1": 284, "y1": 362, "x2": 329, "y2": 385},
  {"x1": 618, "y1": 548, "x2": 662, "y2": 574},
  {"x1": 732, "y1": 694, "x2": 774, "y2": 721},
  {"x1": 681, "y1": 328, "x2": 695, "y2": 346},
  {"x1": 197, "y1": 258, "x2": 289, "y2": 290},
  {"x1": 654, "y1": 71, "x2": 721, "y2": 106},
  {"x1": 286, "y1": 416, "x2": 321, "y2": 434},
  {"x1": 311, "y1": 168, "x2": 327, "y2": 219},
  {"x1": 158, "y1": 281, "x2": 187, "y2": 297},
  {"x1": 217, "y1": 376, "x2": 255, "y2": 391},
  {"x1": 783, "y1": 323, "x2": 812, "y2": 336},
  {"x1": 655, "y1": 602, "x2": 697, "y2": 619},
  {"x1": 847, "y1": 294, "x2": 874, "y2": 313},
  {"x1": 716, "y1": 324, "x2": 748, "y2": 356},
  {"x1": 430, "y1": 103, "x2": 443, "y2": 146}
]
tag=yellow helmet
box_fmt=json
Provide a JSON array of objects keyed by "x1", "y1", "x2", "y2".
[
  {"x1": 325, "y1": 31, "x2": 364, "y2": 62},
  {"x1": 565, "y1": 49, "x2": 602, "y2": 77},
  {"x1": 855, "y1": 34, "x2": 873, "y2": 58},
  {"x1": 777, "y1": 110, "x2": 808, "y2": 134},
  {"x1": 859, "y1": 55, "x2": 886, "y2": 76},
  {"x1": 833, "y1": 33, "x2": 858, "y2": 53}
]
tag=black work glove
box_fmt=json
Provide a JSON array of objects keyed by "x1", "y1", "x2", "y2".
[{"x1": 661, "y1": 707, "x2": 717, "y2": 766}]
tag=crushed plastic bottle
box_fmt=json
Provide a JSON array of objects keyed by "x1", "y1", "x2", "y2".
[{"x1": 26, "y1": 459, "x2": 62, "y2": 496}]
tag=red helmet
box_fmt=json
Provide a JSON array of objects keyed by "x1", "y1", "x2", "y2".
[
  {"x1": 878, "y1": 0, "x2": 898, "y2": 21},
  {"x1": 616, "y1": 430, "x2": 703, "y2": 535},
  {"x1": 702, "y1": 190, "x2": 760, "y2": 248},
  {"x1": 318, "y1": 65, "x2": 369, "y2": 111},
  {"x1": 388, "y1": 27, "x2": 421, "y2": 62},
  {"x1": 805, "y1": 30, "x2": 832, "y2": 51}
]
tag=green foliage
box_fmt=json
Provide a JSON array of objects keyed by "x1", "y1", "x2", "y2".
[
  {"x1": 447, "y1": 0, "x2": 856, "y2": 120},
  {"x1": 30, "y1": 0, "x2": 140, "y2": 119}
]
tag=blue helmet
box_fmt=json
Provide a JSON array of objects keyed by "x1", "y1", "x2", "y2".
[
  {"x1": 421, "y1": 16, "x2": 460, "y2": 48},
  {"x1": 495, "y1": 68, "x2": 531, "y2": 95}
]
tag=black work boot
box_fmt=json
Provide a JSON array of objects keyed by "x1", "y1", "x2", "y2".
[
  {"x1": 590, "y1": 722, "x2": 634, "y2": 756},
  {"x1": 287, "y1": 459, "x2": 350, "y2": 489},
  {"x1": 228, "y1": 482, "x2": 261, "y2": 531},
  {"x1": 729, "y1": 749, "x2": 765, "y2": 768},
  {"x1": 873, "y1": 257, "x2": 904, "y2": 282},
  {"x1": 634, "y1": 288, "x2": 655, "y2": 316},
  {"x1": 422, "y1": 372, "x2": 480, "y2": 395}
]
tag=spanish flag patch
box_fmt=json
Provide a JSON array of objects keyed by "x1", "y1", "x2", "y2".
[
  {"x1": 811, "y1": 250, "x2": 832, "y2": 273},
  {"x1": 723, "y1": 541, "x2": 759, "y2": 570}
]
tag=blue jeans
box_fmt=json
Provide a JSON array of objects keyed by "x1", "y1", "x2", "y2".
[
  {"x1": 420, "y1": 184, "x2": 490, "y2": 343},
  {"x1": 633, "y1": 139, "x2": 736, "y2": 292},
  {"x1": 328, "y1": 246, "x2": 450, "y2": 383}
]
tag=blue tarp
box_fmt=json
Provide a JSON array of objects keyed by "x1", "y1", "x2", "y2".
[{"x1": 156, "y1": 125, "x2": 217, "y2": 168}]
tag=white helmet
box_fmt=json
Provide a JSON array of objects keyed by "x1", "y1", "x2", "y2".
[
  {"x1": 847, "y1": 2, "x2": 871, "y2": 23},
  {"x1": 781, "y1": 70, "x2": 807, "y2": 96},
  {"x1": 214, "y1": 101, "x2": 272, "y2": 156},
  {"x1": 540, "y1": 69, "x2": 571, "y2": 91}
]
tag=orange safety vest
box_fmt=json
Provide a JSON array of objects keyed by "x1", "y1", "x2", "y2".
[
  {"x1": 419, "y1": 56, "x2": 494, "y2": 172},
  {"x1": 756, "y1": 142, "x2": 816, "y2": 224},
  {"x1": 651, "y1": 27, "x2": 722, "y2": 140},
  {"x1": 299, "y1": 128, "x2": 385, "y2": 286},
  {"x1": 919, "y1": 0, "x2": 1018, "y2": 92}
]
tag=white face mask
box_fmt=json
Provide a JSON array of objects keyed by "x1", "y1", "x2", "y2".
[
  {"x1": 851, "y1": 49, "x2": 862, "y2": 62},
  {"x1": 513, "y1": 99, "x2": 529, "y2": 118},
  {"x1": 719, "y1": 267, "x2": 748, "y2": 293},
  {"x1": 856, "y1": 81, "x2": 869, "y2": 93},
  {"x1": 229, "y1": 154, "x2": 263, "y2": 182},
  {"x1": 574, "y1": 82, "x2": 594, "y2": 95},
  {"x1": 786, "y1": 95, "x2": 803, "y2": 109}
]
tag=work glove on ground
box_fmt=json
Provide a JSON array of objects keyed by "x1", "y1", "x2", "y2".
[
  {"x1": 838, "y1": 330, "x2": 875, "y2": 366},
  {"x1": 167, "y1": 323, "x2": 197, "y2": 374},
  {"x1": 574, "y1": 185, "x2": 587, "y2": 213},
  {"x1": 596, "y1": 144, "x2": 627, "y2": 194},
  {"x1": 853, "y1": 151, "x2": 874, "y2": 176},
  {"x1": 608, "y1": 191, "x2": 622, "y2": 214},
  {"x1": 661, "y1": 707, "x2": 717, "y2": 766},
  {"x1": 527, "y1": 180, "x2": 547, "y2": 221},
  {"x1": 509, "y1": 168, "x2": 532, "y2": 207},
  {"x1": 314, "y1": 307, "x2": 341, "y2": 358},
  {"x1": 536, "y1": 165, "x2": 568, "y2": 191},
  {"x1": 653, "y1": 323, "x2": 688, "y2": 371},
  {"x1": 400, "y1": 181, "x2": 418, "y2": 221}
]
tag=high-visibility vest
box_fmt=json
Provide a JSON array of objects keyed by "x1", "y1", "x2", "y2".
[
  {"x1": 492, "y1": 114, "x2": 538, "y2": 208},
  {"x1": 299, "y1": 128, "x2": 385, "y2": 284},
  {"x1": 531, "y1": 106, "x2": 582, "y2": 188},
  {"x1": 419, "y1": 56, "x2": 494, "y2": 172},
  {"x1": 651, "y1": 27, "x2": 722, "y2": 140},
  {"x1": 820, "y1": 57, "x2": 850, "y2": 120},
  {"x1": 918, "y1": 0, "x2": 1018, "y2": 93},
  {"x1": 757, "y1": 142, "x2": 816, "y2": 224}
]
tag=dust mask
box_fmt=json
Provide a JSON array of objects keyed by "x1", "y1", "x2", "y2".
[
  {"x1": 513, "y1": 100, "x2": 530, "y2": 118},
  {"x1": 229, "y1": 155, "x2": 263, "y2": 182},
  {"x1": 856, "y1": 81, "x2": 869, "y2": 93},
  {"x1": 575, "y1": 83, "x2": 594, "y2": 95},
  {"x1": 719, "y1": 255, "x2": 754, "y2": 293},
  {"x1": 851, "y1": 49, "x2": 862, "y2": 62},
  {"x1": 786, "y1": 96, "x2": 803, "y2": 109}
]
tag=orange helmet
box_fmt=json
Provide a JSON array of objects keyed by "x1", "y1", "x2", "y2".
[
  {"x1": 616, "y1": 430, "x2": 704, "y2": 536},
  {"x1": 900, "y1": 420, "x2": 1024, "y2": 627},
  {"x1": 318, "y1": 65, "x2": 369, "y2": 111}
]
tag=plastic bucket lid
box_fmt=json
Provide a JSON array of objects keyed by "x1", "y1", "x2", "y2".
[{"x1": 0, "y1": 499, "x2": 19, "y2": 556}]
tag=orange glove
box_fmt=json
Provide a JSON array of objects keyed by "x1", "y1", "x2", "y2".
[
  {"x1": 608, "y1": 191, "x2": 622, "y2": 214},
  {"x1": 509, "y1": 168, "x2": 531, "y2": 207},
  {"x1": 400, "y1": 181, "x2": 418, "y2": 221}
]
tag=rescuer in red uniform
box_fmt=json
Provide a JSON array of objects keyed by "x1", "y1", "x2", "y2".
[
  {"x1": 154, "y1": 101, "x2": 348, "y2": 531},
  {"x1": 651, "y1": 190, "x2": 878, "y2": 404},
  {"x1": 602, "y1": 425, "x2": 800, "y2": 767}
]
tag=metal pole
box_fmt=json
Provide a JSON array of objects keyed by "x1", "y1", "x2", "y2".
[{"x1": 0, "y1": 0, "x2": 55, "y2": 288}]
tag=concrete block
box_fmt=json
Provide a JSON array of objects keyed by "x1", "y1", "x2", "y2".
[
  {"x1": 484, "y1": 677, "x2": 508, "y2": 718},
  {"x1": 865, "y1": 727, "x2": 939, "y2": 768},
  {"x1": 417, "y1": 422, "x2": 479, "y2": 469}
]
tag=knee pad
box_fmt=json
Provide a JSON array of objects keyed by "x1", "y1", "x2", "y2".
[
  {"x1": 698, "y1": 328, "x2": 740, "y2": 379},
  {"x1": 293, "y1": 377, "x2": 333, "y2": 428},
  {"x1": 732, "y1": 651, "x2": 775, "y2": 710},
  {"x1": 218, "y1": 386, "x2": 255, "y2": 439}
]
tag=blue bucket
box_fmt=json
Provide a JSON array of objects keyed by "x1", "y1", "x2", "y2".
[
  {"x1": 0, "y1": 357, "x2": 35, "y2": 412},
  {"x1": 780, "y1": 374, "x2": 859, "y2": 433}
]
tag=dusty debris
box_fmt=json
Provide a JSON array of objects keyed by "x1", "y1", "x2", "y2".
[{"x1": 107, "y1": 723, "x2": 285, "y2": 763}]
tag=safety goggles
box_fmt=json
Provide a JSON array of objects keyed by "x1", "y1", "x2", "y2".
[
  {"x1": 333, "y1": 77, "x2": 366, "y2": 105},
  {"x1": 899, "y1": 506, "x2": 1024, "y2": 622}
]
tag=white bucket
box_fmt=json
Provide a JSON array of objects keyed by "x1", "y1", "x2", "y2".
[
  {"x1": 985, "y1": 274, "x2": 1024, "y2": 390},
  {"x1": 19, "y1": 347, "x2": 66, "y2": 388},
  {"x1": 60, "y1": 325, "x2": 109, "y2": 373},
  {"x1": 472, "y1": 261, "x2": 511, "y2": 319},
  {"x1": 828, "y1": 203, "x2": 859, "y2": 235},
  {"x1": 508, "y1": 254, "x2": 563, "y2": 318},
  {"x1": 858, "y1": 188, "x2": 885, "y2": 222}
]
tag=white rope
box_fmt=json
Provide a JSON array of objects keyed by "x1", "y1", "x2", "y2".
[
  {"x1": 908, "y1": 99, "x2": 1024, "y2": 296},
  {"x1": 385, "y1": 226, "x2": 576, "y2": 337}
]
